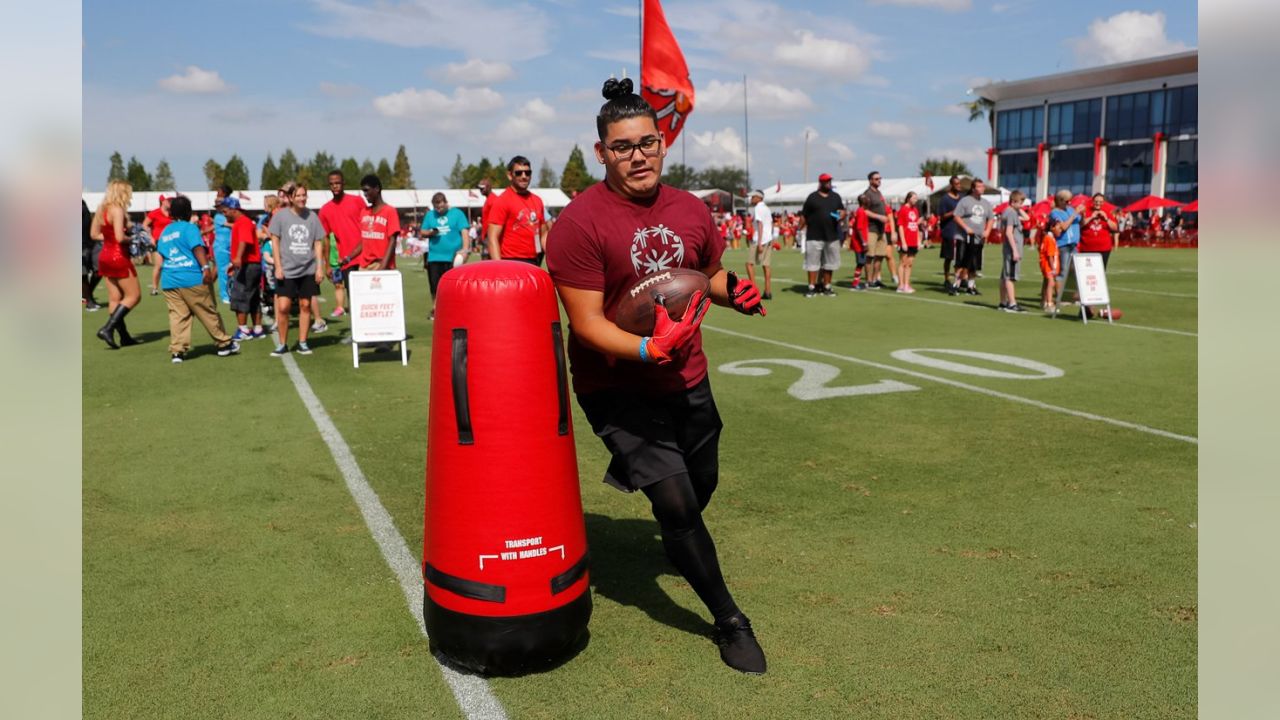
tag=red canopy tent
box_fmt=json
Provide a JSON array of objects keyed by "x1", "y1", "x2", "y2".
[
  {"x1": 1181, "y1": 199, "x2": 1198, "y2": 213},
  {"x1": 1031, "y1": 198, "x2": 1054, "y2": 216},
  {"x1": 1123, "y1": 195, "x2": 1183, "y2": 213}
]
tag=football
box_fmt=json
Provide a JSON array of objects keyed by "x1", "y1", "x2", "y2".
[{"x1": 614, "y1": 268, "x2": 711, "y2": 336}]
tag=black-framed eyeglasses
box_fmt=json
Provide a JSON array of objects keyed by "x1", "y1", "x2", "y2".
[
  {"x1": 511, "y1": 169, "x2": 532, "y2": 177},
  {"x1": 607, "y1": 136, "x2": 661, "y2": 160}
]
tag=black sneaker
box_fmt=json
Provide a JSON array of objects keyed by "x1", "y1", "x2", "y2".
[
  {"x1": 761, "y1": 292, "x2": 772, "y2": 300},
  {"x1": 804, "y1": 285, "x2": 817, "y2": 298},
  {"x1": 822, "y1": 285, "x2": 836, "y2": 296},
  {"x1": 170, "y1": 353, "x2": 184, "y2": 364},
  {"x1": 713, "y1": 614, "x2": 766, "y2": 675},
  {"x1": 997, "y1": 303, "x2": 1010, "y2": 311},
  {"x1": 870, "y1": 280, "x2": 883, "y2": 289},
  {"x1": 967, "y1": 286, "x2": 980, "y2": 296},
  {"x1": 216, "y1": 341, "x2": 241, "y2": 357},
  {"x1": 1009, "y1": 304, "x2": 1027, "y2": 313},
  {"x1": 270, "y1": 344, "x2": 289, "y2": 357},
  {"x1": 946, "y1": 285, "x2": 958, "y2": 296}
]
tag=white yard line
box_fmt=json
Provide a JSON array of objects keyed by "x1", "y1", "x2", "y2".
[
  {"x1": 702, "y1": 325, "x2": 1197, "y2": 445},
  {"x1": 1110, "y1": 286, "x2": 1198, "y2": 299},
  {"x1": 281, "y1": 355, "x2": 508, "y2": 720}
]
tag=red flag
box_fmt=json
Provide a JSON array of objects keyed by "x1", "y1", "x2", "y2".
[
  {"x1": 923, "y1": 172, "x2": 934, "y2": 191},
  {"x1": 776, "y1": 179, "x2": 782, "y2": 193},
  {"x1": 641, "y1": 0, "x2": 695, "y2": 146}
]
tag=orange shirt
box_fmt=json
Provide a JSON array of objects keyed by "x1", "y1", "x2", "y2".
[{"x1": 359, "y1": 204, "x2": 402, "y2": 269}]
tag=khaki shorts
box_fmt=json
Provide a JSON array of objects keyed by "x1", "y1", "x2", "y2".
[
  {"x1": 866, "y1": 229, "x2": 889, "y2": 258},
  {"x1": 750, "y1": 240, "x2": 773, "y2": 267}
]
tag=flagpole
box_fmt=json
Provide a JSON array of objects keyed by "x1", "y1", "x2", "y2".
[{"x1": 743, "y1": 73, "x2": 750, "y2": 192}]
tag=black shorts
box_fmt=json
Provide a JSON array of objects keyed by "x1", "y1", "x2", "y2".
[
  {"x1": 426, "y1": 261, "x2": 452, "y2": 297},
  {"x1": 940, "y1": 236, "x2": 956, "y2": 261},
  {"x1": 230, "y1": 264, "x2": 263, "y2": 313},
  {"x1": 508, "y1": 253, "x2": 544, "y2": 267},
  {"x1": 900, "y1": 246, "x2": 918, "y2": 256},
  {"x1": 957, "y1": 239, "x2": 983, "y2": 271},
  {"x1": 277, "y1": 275, "x2": 320, "y2": 300},
  {"x1": 576, "y1": 375, "x2": 723, "y2": 493}
]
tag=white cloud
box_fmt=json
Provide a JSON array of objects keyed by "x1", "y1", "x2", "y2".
[
  {"x1": 306, "y1": 0, "x2": 550, "y2": 61},
  {"x1": 782, "y1": 126, "x2": 820, "y2": 149},
  {"x1": 318, "y1": 81, "x2": 363, "y2": 98},
  {"x1": 686, "y1": 127, "x2": 748, "y2": 168},
  {"x1": 157, "y1": 66, "x2": 231, "y2": 94},
  {"x1": 943, "y1": 103, "x2": 970, "y2": 116},
  {"x1": 869, "y1": 121, "x2": 913, "y2": 140},
  {"x1": 697, "y1": 79, "x2": 815, "y2": 117},
  {"x1": 441, "y1": 59, "x2": 515, "y2": 86},
  {"x1": 1070, "y1": 11, "x2": 1190, "y2": 66},
  {"x1": 773, "y1": 30, "x2": 872, "y2": 80},
  {"x1": 372, "y1": 86, "x2": 504, "y2": 131},
  {"x1": 827, "y1": 141, "x2": 856, "y2": 162},
  {"x1": 870, "y1": 0, "x2": 972, "y2": 10},
  {"x1": 871, "y1": 154, "x2": 888, "y2": 167}
]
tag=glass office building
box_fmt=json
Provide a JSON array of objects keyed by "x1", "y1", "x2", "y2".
[{"x1": 975, "y1": 51, "x2": 1197, "y2": 207}]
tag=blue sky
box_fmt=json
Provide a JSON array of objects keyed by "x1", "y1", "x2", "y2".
[{"x1": 82, "y1": 0, "x2": 1196, "y2": 191}]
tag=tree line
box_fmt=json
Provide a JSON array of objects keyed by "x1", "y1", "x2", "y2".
[{"x1": 105, "y1": 146, "x2": 976, "y2": 195}]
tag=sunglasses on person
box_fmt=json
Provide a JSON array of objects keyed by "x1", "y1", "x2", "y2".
[{"x1": 511, "y1": 169, "x2": 532, "y2": 177}]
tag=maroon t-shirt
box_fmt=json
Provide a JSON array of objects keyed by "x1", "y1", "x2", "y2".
[{"x1": 547, "y1": 182, "x2": 725, "y2": 395}]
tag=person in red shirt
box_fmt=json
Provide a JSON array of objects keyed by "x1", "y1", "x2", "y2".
[
  {"x1": 1078, "y1": 192, "x2": 1119, "y2": 268},
  {"x1": 358, "y1": 174, "x2": 401, "y2": 270},
  {"x1": 895, "y1": 192, "x2": 923, "y2": 293},
  {"x1": 220, "y1": 197, "x2": 265, "y2": 340},
  {"x1": 320, "y1": 169, "x2": 366, "y2": 317},
  {"x1": 475, "y1": 178, "x2": 496, "y2": 259},
  {"x1": 486, "y1": 156, "x2": 548, "y2": 265},
  {"x1": 144, "y1": 195, "x2": 172, "y2": 294},
  {"x1": 851, "y1": 195, "x2": 870, "y2": 290},
  {"x1": 545, "y1": 77, "x2": 767, "y2": 675},
  {"x1": 198, "y1": 212, "x2": 215, "y2": 254}
]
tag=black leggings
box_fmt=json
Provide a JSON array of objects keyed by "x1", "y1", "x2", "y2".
[{"x1": 641, "y1": 474, "x2": 739, "y2": 623}]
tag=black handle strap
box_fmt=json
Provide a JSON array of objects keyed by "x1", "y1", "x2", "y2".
[
  {"x1": 451, "y1": 329, "x2": 473, "y2": 445},
  {"x1": 424, "y1": 562, "x2": 506, "y2": 604},
  {"x1": 550, "y1": 553, "x2": 589, "y2": 595},
  {"x1": 552, "y1": 322, "x2": 569, "y2": 436}
]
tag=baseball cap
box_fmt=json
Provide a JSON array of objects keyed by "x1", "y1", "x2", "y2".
[
  {"x1": 219, "y1": 197, "x2": 242, "y2": 210},
  {"x1": 158, "y1": 194, "x2": 168, "y2": 202},
  {"x1": 750, "y1": 189, "x2": 764, "y2": 198},
  {"x1": 818, "y1": 173, "x2": 833, "y2": 182}
]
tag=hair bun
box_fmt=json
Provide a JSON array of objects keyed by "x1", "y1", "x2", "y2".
[{"x1": 602, "y1": 77, "x2": 634, "y2": 100}]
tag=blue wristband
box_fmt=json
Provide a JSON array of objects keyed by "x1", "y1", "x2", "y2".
[{"x1": 639, "y1": 337, "x2": 651, "y2": 363}]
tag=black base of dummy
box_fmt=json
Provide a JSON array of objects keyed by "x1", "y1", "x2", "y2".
[{"x1": 424, "y1": 590, "x2": 592, "y2": 676}]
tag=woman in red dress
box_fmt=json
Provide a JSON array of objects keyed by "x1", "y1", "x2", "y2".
[{"x1": 89, "y1": 179, "x2": 142, "y2": 348}]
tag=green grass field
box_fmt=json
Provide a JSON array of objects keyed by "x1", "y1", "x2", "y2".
[{"x1": 84, "y1": 244, "x2": 1196, "y2": 719}]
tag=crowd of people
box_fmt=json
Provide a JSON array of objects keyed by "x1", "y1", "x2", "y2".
[
  {"x1": 82, "y1": 155, "x2": 559, "y2": 361},
  {"x1": 727, "y1": 172, "x2": 1131, "y2": 316}
]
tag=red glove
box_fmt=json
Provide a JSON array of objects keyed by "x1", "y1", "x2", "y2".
[
  {"x1": 643, "y1": 290, "x2": 711, "y2": 364},
  {"x1": 725, "y1": 271, "x2": 766, "y2": 316}
]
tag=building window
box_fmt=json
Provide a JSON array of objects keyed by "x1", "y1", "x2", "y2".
[
  {"x1": 1105, "y1": 144, "x2": 1153, "y2": 208},
  {"x1": 997, "y1": 151, "x2": 1037, "y2": 199},
  {"x1": 996, "y1": 106, "x2": 1043, "y2": 150},
  {"x1": 1047, "y1": 99, "x2": 1102, "y2": 145},
  {"x1": 1105, "y1": 86, "x2": 1198, "y2": 140},
  {"x1": 1165, "y1": 139, "x2": 1198, "y2": 202},
  {"x1": 1048, "y1": 148, "x2": 1092, "y2": 197}
]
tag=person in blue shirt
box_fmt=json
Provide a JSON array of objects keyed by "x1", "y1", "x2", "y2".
[
  {"x1": 1047, "y1": 189, "x2": 1082, "y2": 306},
  {"x1": 155, "y1": 195, "x2": 240, "y2": 363},
  {"x1": 420, "y1": 192, "x2": 470, "y2": 320},
  {"x1": 212, "y1": 184, "x2": 234, "y2": 304}
]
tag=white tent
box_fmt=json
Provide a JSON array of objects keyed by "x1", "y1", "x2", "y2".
[
  {"x1": 760, "y1": 176, "x2": 946, "y2": 210},
  {"x1": 82, "y1": 187, "x2": 572, "y2": 214}
]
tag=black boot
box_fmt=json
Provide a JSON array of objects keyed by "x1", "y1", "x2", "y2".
[
  {"x1": 117, "y1": 317, "x2": 140, "y2": 346},
  {"x1": 96, "y1": 305, "x2": 130, "y2": 349}
]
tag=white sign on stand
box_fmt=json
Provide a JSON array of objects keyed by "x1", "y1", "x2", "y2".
[
  {"x1": 1071, "y1": 252, "x2": 1112, "y2": 324},
  {"x1": 348, "y1": 270, "x2": 408, "y2": 366}
]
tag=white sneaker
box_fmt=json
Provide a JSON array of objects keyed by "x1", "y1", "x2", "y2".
[
  {"x1": 892, "y1": 275, "x2": 900, "y2": 285},
  {"x1": 311, "y1": 321, "x2": 328, "y2": 334}
]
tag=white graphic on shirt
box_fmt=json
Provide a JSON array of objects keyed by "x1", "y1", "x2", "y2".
[
  {"x1": 630, "y1": 224, "x2": 686, "y2": 275},
  {"x1": 287, "y1": 223, "x2": 312, "y2": 255}
]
